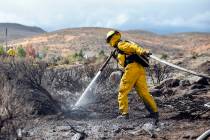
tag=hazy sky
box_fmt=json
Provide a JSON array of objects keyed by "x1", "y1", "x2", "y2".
[{"x1": 0, "y1": 0, "x2": 209, "y2": 34}]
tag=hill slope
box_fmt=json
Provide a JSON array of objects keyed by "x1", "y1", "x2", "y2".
[
  {"x1": 8, "y1": 27, "x2": 210, "y2": 58},
  {"x1": 0, "y1": 23, "x2": 46, "y2": 43}
]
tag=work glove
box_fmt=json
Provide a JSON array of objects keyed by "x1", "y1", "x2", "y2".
[
  {"x1": 143, "y1": 49, "x2": 152, "y2": 56},
  {"x1": 112, "y1": 50, "x2": 118, "y2": 59}
]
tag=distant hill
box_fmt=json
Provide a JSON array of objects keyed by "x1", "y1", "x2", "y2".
[
  {"x1": 0, "y1": 23, "x2": 46, "y2": 43},
  {"x1": 125, "y1": 29, "x2": 158, "y2": 37},
  {"x1": 8, "y1": 27, "x2": 210, "y2": 58}
]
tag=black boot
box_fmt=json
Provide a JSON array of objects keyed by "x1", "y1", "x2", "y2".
[
  {"x1": 151, "y1": 112, "x2": 159, "y2": 126},
  {"x1": 117, "y1": 113, "x2": 129, "y2": 120}
]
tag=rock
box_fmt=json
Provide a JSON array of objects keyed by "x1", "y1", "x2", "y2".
[
  {"x1": 182, "y1": 135, "x2": 190, "y2": 139},
  {"x1": 142, "y1": 123, "x2": 156, "y2": 138},
  {"x1": 162, "y1": 88, "x2": 174, "y2": 96},
  {"x1": 56, "y1": 126, "x2": 71, "y2": 132},
  {"x1": 128, "y1": 129, "x2": 143, "y2": 136},
  {"x1": 71, "y1": 133, "x2": 82, "y2": 140},
  {"x1": 180, "y1": 80, "x2": 191, "y2": 87},
  {"x1": 199, "y1": 61, "x2": 210, "y2": 75},
  {"x1": 112, "y1": 125, "x2": 121, "y2": 133},
  {"x1": 158, "y1": 78, "x2": 180, "y2": 89},
  {"x1": 17, "y1": 128, "x2": 22, "y2": 138},
  {"x1": 195, "y1": 77, "x2": 210, "y2": 85},
  {"x1": 109, "y1": 71, "x2": 122, "y2": 85},
  {"x1": 190, "y1": 84, "x2": 206, "y2": 90},
  {"x1": 204, "y1": 102, "x2": 210, "y2": 108},
  {"x1": 154, "y1": 84, "x2": 163, "y2": 89},
  {"x1": 150, "y1": 89, "x2": 162, "y2": 97},
  {"x1": 142, "y1": 123, "x2": 154, "y2": 131}
]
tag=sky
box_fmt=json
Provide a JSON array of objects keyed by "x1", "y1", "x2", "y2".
[{"x1": 0, "y1": 0, "x2": 209, "y2": 34}]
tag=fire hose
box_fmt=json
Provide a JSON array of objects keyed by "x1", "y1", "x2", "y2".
[
  {"x1": 196, "y1": 129, "x2": 210, "y2": 140},
  {"x1": 104, "y1": 51, "x2": 210, "y2": 80},
  {"x1": 106, "y1": 50, "x2": 210, "y2": 79},
  {"x1": 74, "y1": 50, "x2": 209, "y2": 108},
  {"x1": 150, "y1": 54, "x2": 210, "y2": 80}
]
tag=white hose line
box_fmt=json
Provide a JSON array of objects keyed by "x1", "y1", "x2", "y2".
[
  {"x1": 204, "y1": 102, "x2": 210, "y2": 108},
  {"x1": 150, "y1": 55, "x2": 210, "y2": 79},
  {"x1": 196, "y1": 129, "x2": 210, "y2": 140}
]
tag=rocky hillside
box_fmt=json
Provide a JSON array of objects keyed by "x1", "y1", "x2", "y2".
[
  {"x1": 0, "y1": 23, "x2": 46, "y2": 43},
  {"x1": 8, "y1": 27, "x2": 210, "y2": 58}
]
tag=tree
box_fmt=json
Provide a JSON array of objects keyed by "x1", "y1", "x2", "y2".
[{"x1": 17, "y1": 46, "x2": 26, "y2": 58}]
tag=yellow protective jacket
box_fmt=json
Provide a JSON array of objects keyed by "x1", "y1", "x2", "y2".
[
  {"x1": 114, "y1": 40, "x2": 158, "y2": 115},
  {"x1": 7, "y1": 48, "x2": 16, "y2": 56},
  {"x1": 115, "y1": 40, "x2": 146, "y2": 67}
]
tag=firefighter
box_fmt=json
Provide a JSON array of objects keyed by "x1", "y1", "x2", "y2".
[
  {"x1": 106, "y1": 30, "x2": 159, "y2": 124},
  {"x1": 7, "y1": 47, "x2": 16, "y2": 57}
]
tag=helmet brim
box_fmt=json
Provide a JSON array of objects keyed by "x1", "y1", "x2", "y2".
[{"x1": 106, "y1": 31, "x2": 120, "y2": 43}]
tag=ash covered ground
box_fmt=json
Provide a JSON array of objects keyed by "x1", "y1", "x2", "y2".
[{"x1": 0, "y1": 59, "x2": 210, "y2": 140}]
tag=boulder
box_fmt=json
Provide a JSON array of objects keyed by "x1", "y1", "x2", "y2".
[
  {"x1": 180, "y1": 80, "x2": 191, "y2": 87},
  {"x1": 162, "y1": 88, "x2": 174, "y2": 96},
  {"x1": 194, "y1": 77, "x2": 210, "y2": 85},
  {"x1": 190, "y1": 84, "x2": 207, "y2": 90},
  {"x1": 150, "y1": 89, "x2": 162, "y2": 97},
  {"x1": 157, "y1": 78, "x2": 180, "y2": 89},
  {"x1": 199, "y1": 61, "x2": 210, "y2": 75},
  {"x1": 109, "y1": 71, "x2": 122, "y2": 85}
]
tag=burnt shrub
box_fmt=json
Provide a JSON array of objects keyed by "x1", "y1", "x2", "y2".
[{"x1": 0, "y1": 57, "x2": 61, "y2": 139}]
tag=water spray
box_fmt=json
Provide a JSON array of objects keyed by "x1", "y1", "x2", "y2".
[
  {"x1": 74, "y1": 51, "x2": 210, "y2": 109},
  {"x1": 74, "y1": 49, "x2": 116, "y2": 108}
]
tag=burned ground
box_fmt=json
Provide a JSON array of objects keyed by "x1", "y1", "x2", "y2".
[
  {"x1": 0, "y1": 56, "x2": 210, "y2": 140},
  {"x1": 1, "y1": 62, "x2": 209, "y2": 139}
]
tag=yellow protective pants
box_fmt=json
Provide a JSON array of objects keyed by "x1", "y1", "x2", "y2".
[{"x1": 118, "y1": 62, "x2": 158, "y2": 115}]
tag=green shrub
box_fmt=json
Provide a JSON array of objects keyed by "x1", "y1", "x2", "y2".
[
  {"x1": 73, "y1": 52, "x2": 79, "y2": 58},
  {"x1": 57, "y1": 56, "x2": 71, "y2": 65},
  {"x1": 78, "y1": 49, "x2": 84, "y2": 58},
  {"x1": 161, "y1": 53, "x2": 168, "y2": 59},
  {"x1": 17, "y1": 46, "x2": 26, "y2": 57},
  {"x1": 0, "y1": 45, "x2": 5, "y2": 55},
  {"x1": 73, "y1": 50, "x2": 85, "y2": 61},
  {"x1": 99, "y1": 50, "x2": 105, "y2": 56}
]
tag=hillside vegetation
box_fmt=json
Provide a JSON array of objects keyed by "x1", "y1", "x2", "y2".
[{"x1": 7, "y1": 27, "x2": 210, "y2": 58}]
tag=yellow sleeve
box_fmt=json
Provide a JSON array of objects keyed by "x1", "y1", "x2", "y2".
[
  {"x1": 117, "y1": 41, "x2": 145, "y2": 55},
  {"x1": 117, "y1": 53, "x2": 126, "y2": 67},
  {"x1": 7, "y1": 49, "x2": 10, "y2": 54}
]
